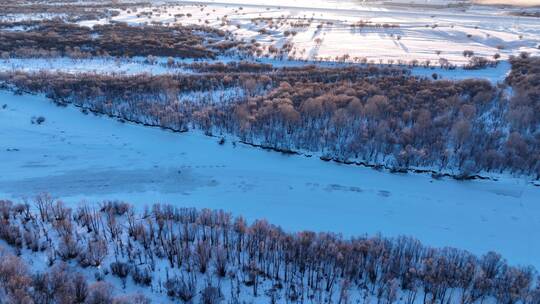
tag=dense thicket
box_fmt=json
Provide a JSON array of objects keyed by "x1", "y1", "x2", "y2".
[
  {"x1": 0, "y1": 196, "x2": 538, "y2": 303},
  {"x1": 214, "y1": 57, "x2": 539, "y2": 178},
  {"x1": 213, "y1": 76, "x2": 506, "y2": 172},
  {"x1": 1, "y1": 57, "x2": 539, "y2": 178},
  {"x1": 0, "y1": 0, "x2": 149, "y2": 22},
  {"x1": 0, "y1": 20, "x2": 240, "y2": 58},
  {"x1": 506, "y1": 55, "x2": 540, "y2": 134}
]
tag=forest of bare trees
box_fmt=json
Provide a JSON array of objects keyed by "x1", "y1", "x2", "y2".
[
  {"x1": 1, "y1": 55, "x2": 539, "y2": 178},
  {"x1": 0, "y1": 18, "x2": 537, "y2": 177},
  {"x1": 0, "y1": 0, "x2": 150, "y2": 22},
  {"x1": 1, "y1": 1, "x2": 539, "y2": 303},
  {"x1": 0, "y1": 20, "x2": 244, "y2": 59},
  {"x1": 0, "y1": 195, "x2": 538, "y2": 303}
]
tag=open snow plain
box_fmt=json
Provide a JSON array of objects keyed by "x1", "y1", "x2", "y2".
[
  {"x1": 1, "y1": 91, "x2": 539, "y2": 269},
  {"x1": 0, "y1": 56, "x2": 513, "y2": 83},
  {"x1": 79, "y1": 0, "x2": 540, "y2": 64}
]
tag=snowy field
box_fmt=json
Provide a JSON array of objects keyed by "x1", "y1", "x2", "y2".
[
  {"x1": 474, "y1": 0, "x2": 540, "y2": 5},
  {"x1": 0, "y1": 57, "x2": 190, "y2": 75},
  {"x1": 0, "y1": 57, "x2": 513, "y2": 83},
  {"x1": 1, "y1": 90, "x2": 539, "y2": 269},
  {"x1": 77, "y1": 0, "x2": 540, "y2": 65}
]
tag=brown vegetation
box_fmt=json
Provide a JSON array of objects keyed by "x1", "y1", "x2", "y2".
[
  {"x1": 0, "y1": 20, "x2": 241, "y2": 59},
  {"x1": 0, "y1": 0, "x2": 148, "y2": 22},
  {"x1": 0, "y1": 196, "x2": 538, "y2": 303},
  {"x1": 1, "y1": 57, "x2": 539, "y2": 178}
]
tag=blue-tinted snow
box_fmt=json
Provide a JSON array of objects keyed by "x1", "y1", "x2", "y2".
[{"x1": 0, "y1": 91, "x2": 538, "y2": 269}]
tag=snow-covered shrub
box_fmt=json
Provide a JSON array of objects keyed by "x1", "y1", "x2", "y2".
[
  {"x1": 85, "y1": 281, "x2": 114, "y2": 304},
  {"x1": 131, "y1": 266, "x2": 152, "y2": 286},
  {"x1": 165, "y1": 274, "x2": 198, "y2": 302}
]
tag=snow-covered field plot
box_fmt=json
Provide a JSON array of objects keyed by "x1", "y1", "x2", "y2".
[
  {"x1": 0, "y1": 56, "x2": 513, "y2": 84},
  {"x1": 0, "y1": 57, "x2": 183, "y2": 75},
  {"x1": 80, "y1": 0, "x2": 540, "y2": 65},
  {"x1": 474, "y1": 0, "x2": 540, "y2": 5},
  {"x1": 0, "y1": 13, "x2": 68, "y2": 22},
  {"x1": 410, "y1": 59, "x2": 511, "y2": 82},
  {"x1": 1, "y1": 91, "x2": 539, "y2": 269}
]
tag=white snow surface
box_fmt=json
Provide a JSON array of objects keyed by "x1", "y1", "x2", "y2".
[
  {"x1": 0, "y1": 56, "x2": 513, "y2": 83},
  {"x1": 78, "y1": 0, "x2": 540, "y2": 65},
  {"x1": 410, "y1": 60, "x2": 512, "y2": 82},
  {"x1": 0, "y1": 57, "x2": 190, "y2": 75},
  {"x1": 1, "y1": 91, "x2": 539, "y2": 269}
]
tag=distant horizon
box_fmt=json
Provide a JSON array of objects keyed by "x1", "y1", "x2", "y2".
[{"x1": 473, "y1": 0, "x2": 540, "y2": 5}]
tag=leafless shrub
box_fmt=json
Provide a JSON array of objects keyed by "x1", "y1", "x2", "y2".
[
  {"x1": 132, "y1": 266, "x2": 152, "y2": 286},
  {"x1": 165, "y1": 274, "x2": 198, "y2": 302},
  {"x1": 85, "y1": 281, "x2": 114, "y2": 304},
  {"x1": 200, "y1": 286, "x2": 222, "y2": 304}
]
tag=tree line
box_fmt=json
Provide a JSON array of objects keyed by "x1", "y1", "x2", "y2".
[
  {"x1": 0, "y1": 0, "x2": 147, "y2": 22},
  {"x1": 0, "y1": 20, "x2": 243, "y2": 59},
  {"x1": 0, "y1": 195, "x2": 538, "y2": 303},
  {"x1": 0, "y1": 57, "x2": 539, "y2": 178}
]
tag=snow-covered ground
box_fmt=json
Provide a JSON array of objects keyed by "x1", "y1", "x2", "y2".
[
  {"x1": 474, "y1": 0, "x2": 540, "y2": 6},
  {"x1": 1, "y1": 91, "x2": 539, "y2": 268},
  {"x1": 0, "y1": 56, "x2": 513, "y2": 83},
  {"x1": 410, "y1": 59, "x2": 511, "y2": 82},
  {"x1": 0, "y1": 13, "x2": 68, "y2": 22},
  {"x1": 0, "y1": 57, "x2": 189, "y2": 75},
  {"x1": 77, "y1": 0, "x2": 540, "y2": 65}
]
